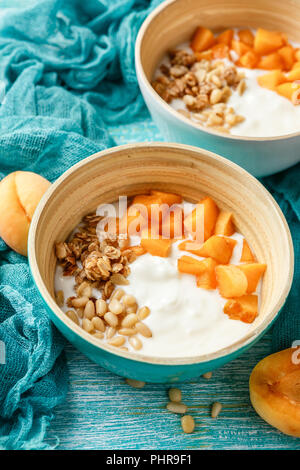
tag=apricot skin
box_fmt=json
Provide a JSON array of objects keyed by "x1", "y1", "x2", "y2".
[
  {"x1": 0, "y1": 171, "x2": 50, "y2": 256},
  {"x1": 250, "y1": 348, "x2": 300, "y2": 437}
]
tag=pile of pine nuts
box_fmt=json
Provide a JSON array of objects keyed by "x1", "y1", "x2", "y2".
[{"x1": 56, "y1": 285, "x2": 151, "y2": 352}]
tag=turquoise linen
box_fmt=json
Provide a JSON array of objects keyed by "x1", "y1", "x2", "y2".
[{"x1": 0, "y1": 0, "x2": 298, "y2": 450}]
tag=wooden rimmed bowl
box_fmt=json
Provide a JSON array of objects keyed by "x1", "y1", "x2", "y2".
[
  {"x1": 135, "y1": 0, "x2": 300, "y2": 177},
  {"x1": 28, "y1": 143, "x2": 294, "y2": 383}
]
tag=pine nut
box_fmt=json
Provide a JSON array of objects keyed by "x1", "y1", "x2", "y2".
[
  {"x1": 76, "y1": 307, "x2": 84, "y2": 318},
  {"x1": 126, "y1": 305, "x2": 137, "y2": 314},
  {"x1": 72, "y1": 296, "x2": 89, "y2": 308},
  {"x1": 108, "y1": 299, "x2": 123, "y2": 315},
  {"x1": 137, "y1": 306, "x2": 150, "y2": 320},
  {"x1": 108, "y1": 336, "x2": 126, "y2": 347},
  {"x1": 95, "y1": 298, "x2": 107, "y2": 316},
  {"x1": 119, "y1": 346, "x2": 128, "y2": 351},
  {"x1": 66, "y1": 310, "x2": 79, "y2": 325},
  {"x1": 181, "y1": 415, "x2": 195, "y2": 434},
  {"x1": 92, "y1": 316, "x2": 105, "y2": 332},
  {"x1": 93, "y1": 332, "x2": 104, "y2": 339},
  {"x1": 210, "y1": 88, "x2": 223, "y2": 105},
  {"x1": 119, "y1": 328, "x2": 137, "y2": 336},
  {"x1": 118, "y1": 237, "x2": 129, "y2": 250},
  {"x1": 202, "y1": 371, "x2": 212, "y2": 379},
  {"x1": 125, "y1": 378, "x2": 145, "y2": 389},
  {"x1": 166, "y1": 402, "x2": 187, "y2": 414},
  {"x1": 136, "y1": 321, "x2": 152, "y2": 338},
  {"x1": 121, "y1": 313, "x2": 138, "y2": 328},
  {"x1": 168, "y1": 388, "x2": 182, "y2": 403},
  {"x1": 211, "y1": 402, "x2": 222, "y2": 418},
  {"x1": 106, "y1": 327, "x2": 116, "y2": 339},
  {"x1": 82, "y1": 318, "x2": 94, "y2": 333},
  {"x1": 55, "y1": 290, "x2": 64, "y2": 307},
  {"x1": 104, "y1": 311, "x2": 118, "y2": 327},
  {"x1": 111, "y1": 288, "x2": 125, "y2": 301},
  {"x1": 84, "y1": 300, "x2": 95, "y2": 320},
  {"x1": 77, "y1": 281, "x2": 92, "y2": 298},
  {"x1": 129, "y1": 336, "x2": 142, "y2": 350},
  {"x1": 122, "y1": 294, "x2": 136, "y2": 307}
]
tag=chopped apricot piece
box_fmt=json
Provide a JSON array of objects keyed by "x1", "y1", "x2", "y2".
[
  {"x1": 257, "y1": 70, "x2": 286, "y2": 90},
  {"x1": 119, "y1": 207, "x2": 148, "y2": 237},
  {"x1": 214, "y1": 211, "x2": 235, "y2": 236},
  {"x1": 141, "y1": 231, "x2": 172, "y2": 257},
  {"x1": 196, "y1": 235, "x2": 236, "y2": 264},
  {"x1": 258, "y1": 52, "x2": 283, "y2": 70},
  {"x1": 191, "y1": 27, "x2": 215, "y2": 52},
  {"x1": 254, "y1": 28, "x2": 284, "y2": 55},
  {"x1": 161, "y1": 207, "x2": 184, "y2": 239},
  {"x1": 231, "y1": 40, "x2": 251, "y2": 57},
  {"x1": 291, "y1": 61, "x2": 300, "y2": 70},
  {"x1": 240, "y1": 239, "x2": 256, "y2": 262},
  {"x1": 295, "y1": 50, "x2": 300, "y2": 61},
  {"x1": 184, "y1": 196, "x2": 219, "y2": 241},
  {"x1": 278, "y1": 46, "x2": 295, "y2": 70},
  {"x1": 215, "y1": 264, "x2": 248, "y2": 298},
  {"x1": 238, "y1": 29, "x2": 255, "y2": 47},
  {"x1": 286, "y1": 68, "x2": 300, "y2": 81},
  {"x1": 224, "y1": 294, "x2": 258, "y2": 323},
  {"x1": 276, "y1": 82, "x2": 300, "y2": 101},
  {"x1": 196, "y1": 258, "x2": 218, "y2": 290},
  {"x1": 178, "y1": 240, "x2": 203, "y2": 254},
  {"x1": 150, "y1": 190, "x2": 182, "y2": 206},
  {"x1": 211, "y1": 43, "x2": 230, "y2": 59},
  {"x1": 239, "y1": 50, "x2": 259, "y2": 69},
  {"x1": 250, "y1": 348, "x2": 300, "y2": 437},
  {"x1": 178, "y1": 255, "x2": 208, "y2": 276},
  {"x1": 237, "y1": 263, "x2": 266, "y2": 293},
  {"x1": 195, "y1": 50, "x2": 213, "y2": 61},
  {"x1": 217, "y1": 29, "x2": 234, "y2": 46}
]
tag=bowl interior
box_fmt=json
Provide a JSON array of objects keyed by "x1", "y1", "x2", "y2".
[
  {"x1": 29, "y1": 144, "x2": 293, "y2": 364},
  {"x1": 139, "y1": 0, "x2": 300, "y2": 82}
]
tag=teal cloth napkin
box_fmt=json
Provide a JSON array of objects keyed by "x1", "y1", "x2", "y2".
[{"x1": 0, "y1": 0, "x2": 299, "y2": 451}]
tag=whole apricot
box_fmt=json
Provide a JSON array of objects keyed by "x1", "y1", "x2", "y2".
[{"x1": 0, "y1": 171, "x2": 50, "y2": 256}]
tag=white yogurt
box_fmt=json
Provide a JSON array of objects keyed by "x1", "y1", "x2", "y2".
[
  {"x1": 156, "y1": 39, "x2": 300, "y2": 137},
  {"x1": 55, "y1": 205, "x2": 256, "y2": 358}
]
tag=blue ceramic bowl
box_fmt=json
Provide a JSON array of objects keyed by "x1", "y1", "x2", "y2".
[
  {"x1": 28, "y1": 143, "x2": 294, "y2": 383},
  {"x1": 135, "y1": 0, "x2": 300, "y2": 177}
]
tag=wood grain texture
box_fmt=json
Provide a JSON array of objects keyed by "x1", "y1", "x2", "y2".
[{"x1": 44, "y1": 120, "x2": 299, "y2": 449}]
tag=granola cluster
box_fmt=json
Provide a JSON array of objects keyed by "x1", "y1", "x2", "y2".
[
  {"x1": 152, "y1": 49, "x2": 246, "y2": 132},
  {"x1": 55, "y1": 213, "x2": 137, "y2": 301}
]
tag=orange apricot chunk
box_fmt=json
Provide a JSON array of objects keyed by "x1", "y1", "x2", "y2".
[
  {"x1": 276, "y1": 82, "x2": 300, "y2": 101},
  {"x1": 215, "y1": 264, "x2": 248, "y2": 298},
  {"x1": 161, "y1": 207, "x2": 184, "y2": 239},
  {"x1": 0, "y1": 171, "x2": 51, "y2": 256},
  {"x1": 211, "y1": 43, "x2": 230, "y2": 59},
  {"x1": 217, "y1": 29, "x2": 234, "y2": 46},
  {"x1": 291, "y1": 61, "x2": 300, "y2": 70},
  {"x1": 240, "y1": 239, "x2": 256, "y2": 262},
  {"x1": 141, "y1": 231, "x2": 172, "y2": 257},
  {"x1": 119, "y1": 206, "x2": 148, "y2": 237},
  {"x1": 257, "y1": 70, "x2": 286, "y2": 90},
  {"x1": 254, "y1": 28, "x2": 285, "y2": 55},
  {"x1": 178, "y1": 255, "x2": 208, "y2": 276},
  {"x1": 237, "y1": 263, "x2": 267, "y2": 293},
  {"x1": 150, "y1": 190, "x2": 182, "y2": 206},
  {"x1": 196, "y1": 258, "x2": 218, "y2": 290},
  {"x1": 178, "y1": 240, "x2": 203, "y2": 254},
  {"x1": 249, "y1": 348, "x2": 300, "y2": 437},
  {"x1": 184, "y1": 196, "x2": 219, "y2": 242},
  {"x1": 195, "y1": 50, "x2": 213, "y2": 61},
  {"x1": 239, "y1": 50, "x2": 259, "y2": 69},
  {"x1": 231, "y1": 40, "x2": 251, "y2": 57},
  {"x1": 295, "y1": 50, "x2": 300, "y2": 61},
  {"x1": 286, "y1": 68, "x2": 300, "y2": 81},
  {"x1": 258, "y1": 52, "x2": 283, "y2": 70},
  {"x1": 238, "y1": 29, "x2": 255, "y2": 47},
  {"x1": 196, "y1": 235, "x2": 237, "y2": 264},
  {"x1": 214, "y1": 211, "x2": 235, "y2": 236},
  {"x1": 224, "y1": 294, "x2": 258, "y2": 323},
  {"x1": 191, "y1": 26, "x2": 215, "y2": 52},
  {"x1": 278, "y1": 46, "x2": 295, "y2": 70}
]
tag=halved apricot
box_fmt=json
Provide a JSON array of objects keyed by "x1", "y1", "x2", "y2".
[
  {"x1": 214, "y1": 211, "x2": 235, "y2": 236},
  {"x1": 224, "y1": 294, "x2": 258, "y2": 323},
  {"x1": 196, "y1": 258, "x2": 218, "y2": 290},
  {"x1": 215, "y1": 264, "x2": 248, "y2": 298},
  {"x1": 240, "y1": 239, "x2": 256, "y2": 262},
  {"x1": 254, "y1": 28, "x2": 284, "y2": 55},
  {"x1": 237, "y1": 263, "x2": 267, "y2": 293},
  {"x1": 191, "y1": 27, "x2": 215, "y2": 52},
  {"x1": 250, "y1": 348, "x2": 300, "y2": 437}
]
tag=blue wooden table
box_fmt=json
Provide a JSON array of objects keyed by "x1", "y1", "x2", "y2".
[{"x1": 46, "y1": 120, "x2": 300, "y2": 450}]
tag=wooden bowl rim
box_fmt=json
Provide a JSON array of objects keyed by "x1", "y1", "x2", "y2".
[
  {"x1": 135, "y1": 0, "x2": 300, "y2": 142},
  {"x1": 28, "y1": 142, "x2": 294, "y2": 366}
]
